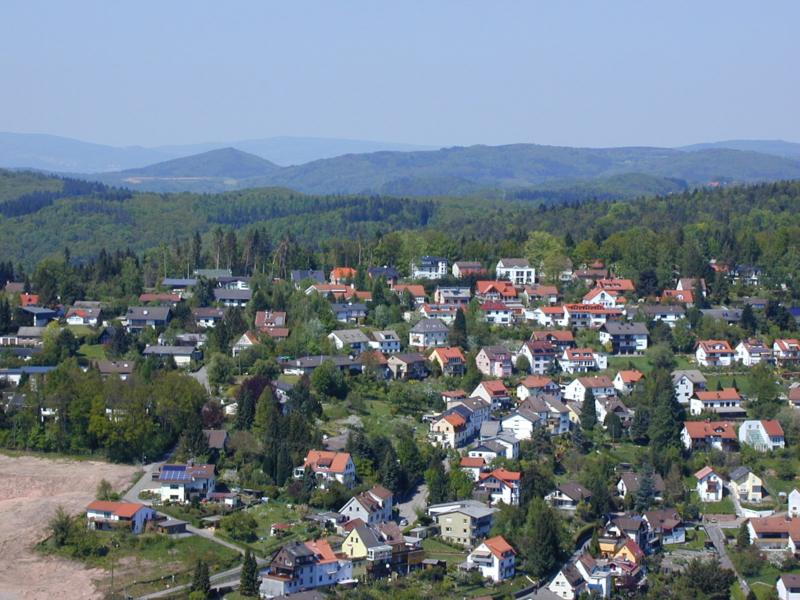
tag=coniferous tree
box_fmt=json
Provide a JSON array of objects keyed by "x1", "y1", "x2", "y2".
[
  {"x1": 606, "y1": 412, "x2": 623, "y2": 441},
  {"x1": 240, "y1": 549, "x2": 259, "y2": 596},
  {"x1": 450, "y1": 308, "x2": 467, "y2": 348},
  {"x1": 190, "y1": 559, "x2": 210, "y2": 598},
  {"x1": 634, "y1": 469, "x2": 656, "y2": 511},
  {"x1": 520, "y1": 498, "x2": 562, "y2": 578},
  {"x1": 580, "y1": 389, "x2": 597, "y2": 432}
]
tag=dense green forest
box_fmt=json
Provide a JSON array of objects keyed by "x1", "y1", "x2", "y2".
[{"x1": 2, "y1": 170, "x2": 800, "y2": 298}]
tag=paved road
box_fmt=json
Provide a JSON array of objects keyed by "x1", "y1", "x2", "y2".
[
  {"x1": 190, "y1": 365, "x2": 211, "y2": 394},
  {"x1": 186, "y1": 524, "x2": 244, "y2": 555},
  {"x1": 705, "y1": 523, "x2": 751, "y2": 596},
  {"x1": 397, "y1": 482, "x2": 428, "y2": 525},
  {"x1": 135, "y1": 564, "x2": 244, "y2": 600},
  {"x1": 123, "y1": 460, "x2": 163, "y2": 503}
]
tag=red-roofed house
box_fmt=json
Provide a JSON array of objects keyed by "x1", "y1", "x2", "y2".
[
  {"x1": 296, "y1": 450, "x2": 356, "y2": 488},
  {"x1": 431, "y1": 412, "x2": 468, "y2": 448},
  {"x1": 661, "y1": 289, "x2": 694, "y2": 306},
  {"x1": 471, "y1": 380, "x2": 512, "y2": 408},
  {"x1": 330, "y1": 267, "x2": 357, "y2": 284},
  {"x1": 739, "y1": 419, "x2": 786, "y2": 451},
  {"x1": 563, "y1": 376, "x2": 616, "y2": 402},
  {"x1": 429, "y1": 347, "x2": 467, "y2": 377},
  {"x1": 559, "y1": 347, "x2": 608, "y2": 374},
  {"x1": 747, "y1": 516, "x2": 800, "y2": 551},
  {"x1": 464, "y1": 535, "x2": 516, "y2": 582},
  {"x1": 86, "y1": 501, "x2": 156, "y2": 534},
  {"x1": 475, "y1": 281, "x2": 517, "y2": 302},
  {"x1": 478, "y1": 469, "x2": 521, "y2": 506},
  {"x1": 597, "y1": 278, "x2": 635, "y2": 293},
  {"x1": 19, "y1": 293, "x2": 39, "y2": 307},
  {"x1": 531, "y1": 330, "x2": 575, "y2": 352},
  {"x1": 393, "y1": 284, "x2": 426, "y2": 306},
  {"x1": 517, "y1": 375, "x2": 561, "y2": 400},
  {"x1": 582, "y1": 287, "x2": 622, "y2": 309},
  {"x1": 681, "y1": 421, "x2": 738, "y2": 451},
  {"x1": 695, "y1": 466, "x2": 724, "y2": 502},
  {"x1": 689, "y1": 387, "x2": 743, "y2": 417},
  {"x1": 695, "y1": 340, "x2": 735, "y2": 367},
  {"x1": 460, "y1": 456, "x2": 486, "y2": 481},
  {"x1": 774, "y1": 339, "x2": 800, "y2": 367},
  {"x1": 613, "y1": 370, "x2": 645, "y2": 394},
  {"x1": 531, "y1": 305, "x2": 568, "y2": 328}
]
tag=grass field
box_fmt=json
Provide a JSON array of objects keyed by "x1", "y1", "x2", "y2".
[
  {"x1": 421, "y1": 537, "x2": 468, "y2": 565},
  {"x1": 79, "y1": 342, "x2": 107, "y2": 360}
]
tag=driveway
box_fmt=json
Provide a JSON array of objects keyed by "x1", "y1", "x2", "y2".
[
  {"x1": 705, "y1": 523, "x2": 751, "y2": 596},
  {"x1": 397, "y1": 482, "x2": 428, "y2": 525},
  {"x1": 191, "y1": 365, "x2": 211, "y2": 394},
  {"x1": 123, "y1": 459, "x2": 164, "y2": 503}
]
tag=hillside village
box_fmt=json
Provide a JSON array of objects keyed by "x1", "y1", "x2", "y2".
[{"x1": 4, "y1": 238, "x2": 800, "y2": 600}]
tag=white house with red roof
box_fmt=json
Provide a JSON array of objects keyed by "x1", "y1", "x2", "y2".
[
  {"x1": 695, "y1": 340, "x2": 735, "y2": 367},
  {"x1": 695, "y1": 466, "x2": 724, "y2": 502},
  {"x1": 429, "y1": 347, "x2": 466, "y2": 376},
  {"x1": 559, "y1": 348, "x2": 608, "y2": 374},
  {"x1": 681, "y1": 421, "x2": 738, "y2": 451},
  {"x1": 689, "y1": 387, "x2": 744, "y2": 417},
  {"x1": 86, "y1": 501, "x2": 156, "y2": 534},
  {"x1": 463, "y1": 535, "x2": 516, "y2": 582},
  {"x1": 459, "y1": 456, "x2": 486, "y2": 481},
  {"x1": 739, "y1": 419, "x2": 786, "y2": 452},
  {"x1": 774, "y1": 339, "x2": 800, "y2": 367},
  {"x1": 563, "y1": 304, "x2": 623, "y2": 329},
  {"x1": 613, "y1": 370, "x2": 644, "y2": 395},
  {"x1": 232, "y1": 330, "x2": 259, "y2": 357},
  {"x1": 475, "y1": 280, "x2": 517, "y2": 302},
  {"x1": 563, "y1": 376, "x2": 616, "y2": 402},
  {"x1": 517, "y1": 375, "x2": 561, "y2": 400},
  {"x1": 477, "y1": 468, "x2": 521, "y2": 506},
  {"x1": 295, "y1": 450, "x2": 356, "y2": 489},
  {"x1": 259, "y1": 538, "x2": 353, "y2": 598},
  {"x1": 471, "y1": 380, "x2": 512, "y2": 409},
  {"x1": 530, "y1": 305, "x2": 568, "y2": 328},
  {"x1": 582, "y1": 287, "x2": 623, "y2": 309}
]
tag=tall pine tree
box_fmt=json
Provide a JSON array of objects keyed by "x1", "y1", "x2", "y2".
[{"x1": 240, "y1": 549, "x2": 259, "y2": 596}]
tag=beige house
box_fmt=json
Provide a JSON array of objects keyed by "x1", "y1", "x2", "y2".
[
  {"x1": 729, "y1": 466, "x2": 765, "y2": 503},
  {"x1": 427, "y1": 500, "x2": 497, "y2": 547}
]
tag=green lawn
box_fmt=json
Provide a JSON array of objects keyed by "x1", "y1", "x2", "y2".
[
  {"x1": 247, "y1": 502, "x2": 315, "y2": 557},
  {"x1": 421, "y1": 538, "x2": 468, "y2": 565},
  {"x1": 41, "y1": 531, "x2": 240, "y2": 598},
  {"x1": 672, "y1": 527, "x2": 708, "y2": 551},
  {"x1": 67, "y1": 324, "x2": 94, "y2": 337},
  {"x1": 79, "y1": 343, "x2": 107, "y2": 360}
]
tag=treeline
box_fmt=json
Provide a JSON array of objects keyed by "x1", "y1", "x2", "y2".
[
  {"x1": 0, "y1": 177, "x2": 131, "y2": 218},
  {"x1": 0, "y1": 360, "x2": 209, "y2": 462}
]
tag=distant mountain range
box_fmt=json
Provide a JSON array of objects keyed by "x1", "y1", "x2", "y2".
[
  {"x1": 3, "y1": 131, "x2": 800, "y2": 198},
  {"x1": 87, "y1": 143, "x2": 800, "y2": 197},
  {"x1": 0, "y1": 131, "x2": 437, "y2": 171}
]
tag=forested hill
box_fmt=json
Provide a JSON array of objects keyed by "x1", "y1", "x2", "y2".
[
  {"x1": 91, "y1": 142, "x2": 800, "y2": 196},
  {"x1": 2, "y1": 169, "x2": 800, "y2": 282}
]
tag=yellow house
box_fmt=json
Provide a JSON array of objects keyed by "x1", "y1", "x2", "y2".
[
  {"x1": 598, "y1": 536, "x2": 618, "y2": 558},
  {"x1": 342, "y1": 525, "x2": 393, "y2": 559},
  {"x1": 613, "y1": 539, "x2": 645, "y2": 565},
  {"x1": 565, "y1": 401, "x2": 581, "y2": 425},
  {"x1": 729, "y1": 466, "x2": 765, "y2": 503}
]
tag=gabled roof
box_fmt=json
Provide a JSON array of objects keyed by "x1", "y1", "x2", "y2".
[
  {"x1": 532, "y1": 330, "x2": 574, "y2": 342},
  {"x1": 616, "y1": 370, "x2": 644, "y2": 384},
  {"x1": 476, "y1": 380, "x2": 510, "y2": 396},
  {"x1": 694, "y1": 388, "x2": 741, "y2": 402},
  {"x1": 761, "y1": 419, "x2": 785, "y2": 437},
  {"x1": 430, "y1": 347, "x2": 466, "y2": 362},
  {"x1": 556, "y1": 482, "x2": 592, "y2": 501},
  {"x1": 519, "y1": 375, "x2": 557, "y2": 389},
  {"x1": 618, "y1": 472, "x2": 665, "y2": 494},
  {"x1": 729, "y1": 466, "x2": 754, "y2": 484},
  {"x1": 682, "y1": 420, "x2": 736, "y2": 440},
  {"x1": 697, "y1": 339, "x2": 734, "y2": 354},
  {"x1": 694, "y1": 466, "x2": 719, "y2": 480},
  {"x1": 86, "y1": 500, "x2": 147, "y2": 519},
  {"x1": 479, "y1": 468, "x2": 521, "y2": 486},
  {"x1": 410, "y1": 318, "x2": 448, "y2": 333},
  {"x1": 672, "y1": 369, "x2": 707, "y2": 385},
  {"x1": 576, "y1": 376, "x2": 614, "y2": 389},
  {"x1": 497, "y1": 258, "x2": 530, "y2": 268},
  {"x1": 460, "y1": 456, "x2": 486, "y2": 468},
  {"x1": 304, "y1": 450, "x2": 352, "y2": 474},
  {"x1": 482, "y1": 535, "x2": 516, "y2": 558}
]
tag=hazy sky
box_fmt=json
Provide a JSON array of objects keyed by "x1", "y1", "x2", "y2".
[{"x1": 1, "y1": 1, "x2": 798, "y2": 148}]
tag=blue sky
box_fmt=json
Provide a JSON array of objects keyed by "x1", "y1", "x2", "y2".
[{"x1": 1, "y1": 1, "x2": 797, "y2": 147}]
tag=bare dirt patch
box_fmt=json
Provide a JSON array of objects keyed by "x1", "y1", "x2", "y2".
[{"x1": 0, "y1": 453, "x2": 137, "y2": 600}]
